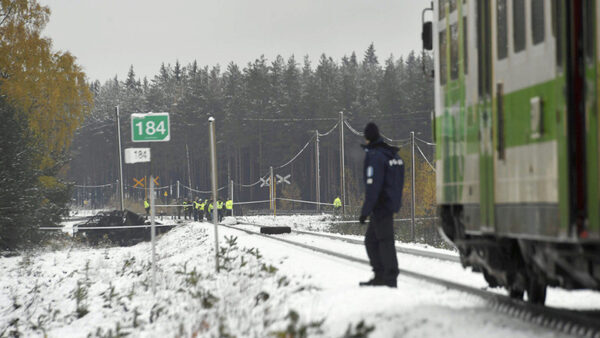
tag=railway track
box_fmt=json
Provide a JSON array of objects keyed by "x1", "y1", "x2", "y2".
[
  {"x1": 222, "y1": 222, "x2": 600, "y2": 337},
  {"x1": 234, "y1": 219, "x2": 460, "y2": 263}
]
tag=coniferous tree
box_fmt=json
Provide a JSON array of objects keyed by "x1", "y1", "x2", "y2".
[
  {"x1": 0, "y1": 98, "x2": 43, "y2": 250},
  {"x1": 69, "y1": 44, "x2": 435, "y2": 207}
]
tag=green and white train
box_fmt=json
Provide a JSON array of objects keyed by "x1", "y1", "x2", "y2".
[{"x1": 423, "y1": 0, "x2": 600, "y2": 304}]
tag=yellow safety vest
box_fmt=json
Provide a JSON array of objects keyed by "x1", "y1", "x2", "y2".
[
  {"x1": 200, "y1": 202, "x2": 205, "y2": 210},
  {"x1": 144, "y1": 200, "x2": 150, "y2": 208},
  {"x1": 226, "y1": 200, "x2": 233, "y2": 210},
  {"x1": 333, "y1": 198, "x2": 341, "y2": 208}
]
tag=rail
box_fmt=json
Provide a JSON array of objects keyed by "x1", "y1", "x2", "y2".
[{"x1": 221, "y1": 222, "x2": 600, "y2": 337}]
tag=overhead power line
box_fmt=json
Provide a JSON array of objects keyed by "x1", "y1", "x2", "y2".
[{"x1": 243, "y1": 117, "x2": 338, "y2": 122}]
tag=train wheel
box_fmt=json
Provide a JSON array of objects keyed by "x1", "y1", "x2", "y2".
[{"x1": 526, "y1": 278, "x2": 547, "y2": 305}]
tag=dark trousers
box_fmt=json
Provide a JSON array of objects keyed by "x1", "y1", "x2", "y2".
[{"x1": 364, "y1": 211, "x2": 399, "y2": 284}]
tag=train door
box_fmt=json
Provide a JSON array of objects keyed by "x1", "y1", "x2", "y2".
[
  {"x1": 564, "y1": 0, "x2": 597, "y2": 238},
  {"x1": 477, "y1": 0, "x2": 494, "y2": 231},
  {"x1": 584, "y1": 0, "x2": 599, "y2": 238}
]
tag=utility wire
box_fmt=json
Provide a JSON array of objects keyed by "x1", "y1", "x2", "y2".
[
  {"x1": 182, "y1": 184, "x2": 227, "y2": 194},
  {"x1": 344, "y1": 120, "x2": 409, "y2": 143},
  {"x1": 415, "y1": 136, "x2": 436, "y2": 146},
  {"x1": 73, "y1": 183, "x2": 113, "y2": 188},
  {"x1": 234, "y1": 173, "x2": 270, "y2": 188},
  {"x1": 275, "y1": 135, "x2": 315, "y2": 169},
  {"x1": 317, "y1": 121, "x2": 339, "y2": 137},
  {"x1": 243, "y1": 117, "x2": 338, "y2": 122},
  {"x1": 416, "y1": 143, "x2": 436, "y2": 173}
]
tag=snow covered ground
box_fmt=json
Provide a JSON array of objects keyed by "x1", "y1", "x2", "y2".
[
  {"x1": 236, "y1": 214, "x2": 457, "y2": 256},
  {"x1": 1, "y1": 216, "x2": 595, "y2": 337}
]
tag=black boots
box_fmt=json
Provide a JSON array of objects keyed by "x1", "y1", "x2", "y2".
[
  {"x1": 359, "y1": 276, "x2": 396, "y2": 288},
  {"x1": 359, "y1": 277, "x2": 384, "y2": 286}
]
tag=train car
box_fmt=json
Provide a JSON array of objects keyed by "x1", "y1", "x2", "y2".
[{"x1": 422, "y1": 0, "x2": 600, "y2": 304}]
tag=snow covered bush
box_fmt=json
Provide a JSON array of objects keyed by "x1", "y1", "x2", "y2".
[{"x1": 0, "y1": 223, "x2": 325, "y2": 337}]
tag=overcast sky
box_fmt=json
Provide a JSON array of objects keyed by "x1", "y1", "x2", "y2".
[{"x1": 39, "y1": 0, "x2": 426, "y2": 83}]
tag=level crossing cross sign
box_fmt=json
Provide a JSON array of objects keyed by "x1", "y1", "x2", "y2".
[
  {"x1": 276, "y1": 174, "x2": 291, "y2": 184},
  {"x1": 260, "y1": 177, "x2": 271, "y2": 187},
  {"x1": 133, "y1": 177, "x2": 145, "y2": 188},
  {"x1": 131, "y1": 113, "x2": 170, "y2": 142}
]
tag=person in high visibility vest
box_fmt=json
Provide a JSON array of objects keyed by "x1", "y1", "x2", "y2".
[
  {"x1": 193, "y1": 197, "x2": 200, "y2": 221},
  {"x1": 183, "y1": 200, "x2": 190, "y2": 220},
  {"x1": 225, "y1": 199, "x2": 233, "y2": 216},
  {"x1": 217, "y1": 199, "x2": 224, "y2": 222},
  {"x1": 333, "y1": 197, "x2": 342, "y2": 215},
  {"x1": 199, "y1": 200, "x2": 205, "y2": 221},
  {"x1": 144, "y1": 198, "x2": 150, "y2": 218},
  {"x1": 207, "y1": 201, "x2": 214, "y2": 221}
]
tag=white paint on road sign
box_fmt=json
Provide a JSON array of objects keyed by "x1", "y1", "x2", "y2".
[
  {"x1": 131, "y1": 112, "x2": 170, "y2": 142},
  {"x1": 260, "y1": 177, "x2": 271, "y2": 187},
  {"x1": 276, "y1": 174, "x2": 291, "y2": 184},
  {"x1": 125, "y1": 148, "x2": 151, "y2": 163}
]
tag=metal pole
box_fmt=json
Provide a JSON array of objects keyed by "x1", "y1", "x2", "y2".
[
  {"x1": 339, "y1": 111, "x2": 346, "y2": 216},
  {"x1": 185, "y1": 144, "x2": 192, "y2": 197},
  {"x1": 315, "y1": 130, "x2": 320, "y2": 212},
  {"x1": 150, "y1": 175, "x2": 157, "y2": 293},
  {"x1": 115, "y1": 106, "x2": 125, "y2": 211},
  {"x1": 411, "y1": 131, "x2": 416, "y2": 242},
  {"x1": 230, "y1": 179, "x2": 234, "y2": 217},
  {"x1": 208, "y1": 117, "x2": 220, "y2": 272},
  {"x1": 270, "y1": 166, "x2": 274, "y2": 211},
  {"x1": 177, "y1": 180, "x2": 180, "y2": 199}
]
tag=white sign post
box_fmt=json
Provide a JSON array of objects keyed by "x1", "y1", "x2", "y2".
[
  {"x1": 150, "y1": 176, "x2": 157, "y2": 294},
  {"x1": 124, "y1": 148, "x2": 151, "y2": 164},
  {"x1": 127, "y1": 112, "x2": 171, "y2": 294}
]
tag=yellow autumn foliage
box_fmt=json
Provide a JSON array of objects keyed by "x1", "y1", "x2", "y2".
[
  {"x1": 398, "y1": 146, "x2": 436, "y2": 217},
  {"x1": 0, "y1": 0, "x2": 92, "y2": 170}
]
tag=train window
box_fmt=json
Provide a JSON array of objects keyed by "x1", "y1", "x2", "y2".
[
  {"x1": 513, "y1": 0, "x2": 526, "y2": 53},
  {"x1": 451, "y1": 23, "x2": 459, "y2": 80},
  {"x1": 531, "y1": 0, "x2": 545, "y2": 45},
  {"x1": 463, "y1": 17, "x2": 468, "y2": 74},
  {"x1": 497, "y1": 0, "x2": 508, "y2": 59},
  {"x1": 440, "y1": 30, "x2": 447, "y2": 85},
  {"x1": 439, "y1": 0, "x2": 447, "y2": 20}
]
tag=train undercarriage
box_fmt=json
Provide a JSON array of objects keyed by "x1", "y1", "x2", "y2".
[{"x1": 439, "y1": 205, "x2": 600, "y2": 305}]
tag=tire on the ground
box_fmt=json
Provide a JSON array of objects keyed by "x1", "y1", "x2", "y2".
[{"x1": 260, "y1": 226, "x2": 291, "y2": 234}]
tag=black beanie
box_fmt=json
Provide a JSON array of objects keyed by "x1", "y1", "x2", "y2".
[{"x1": 364, "y1": 122, "x2": 380, "y2": 142}]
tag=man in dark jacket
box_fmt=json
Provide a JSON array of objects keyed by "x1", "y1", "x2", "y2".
[{"x1": 358, "y1": 122, "x2": 405, "y2": 288}]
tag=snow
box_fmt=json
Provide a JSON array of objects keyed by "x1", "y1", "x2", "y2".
[
  {"x1": 68, "y1": 209, "x2": 108, "y2": 217},
  {"x1": 235, "y1": 214, "x2": 459, "y2": 255},
  {"x1": 1, "y1": 215, "x2": 596, "y2": 337}
]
